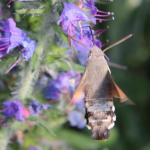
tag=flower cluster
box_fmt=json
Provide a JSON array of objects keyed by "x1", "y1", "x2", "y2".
[
  {"x1": 1, "y1": 99, "x2": 50, "y2": 121},
  {"x1": 2, "y1": 100, "x2": 30, "y2": 121},
  {"x1": 29, "y1": 100, "x2": 50, "y2": 116},
  {"x1": 57, "y1": 0, "x2": 114, "y2": 128},
  {"x1": 0, "y1": 18, "x2": 36, "y2": 60},
  {"x1": 1, "y1": 0, "x2": 114, "y2": 130},
  {"x1": 68, "y1": 100, "x2": 86, "y2": 129},
  {"x1": 58, "y1": 0, "x2": 113, "y2": 65},
  {"x1": 28, "y1": 146, "x2": 39, "y2": 150},
  {"x1": 43, "y1": 71, "x2": 86, "y2": 129},
  {"x1": 43, "y1": 71, "x2": 81, "y2": 101}
]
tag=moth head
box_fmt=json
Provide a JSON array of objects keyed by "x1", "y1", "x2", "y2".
[{"x1": 89, "y1": 46, "x2": 104, "y2": 58}]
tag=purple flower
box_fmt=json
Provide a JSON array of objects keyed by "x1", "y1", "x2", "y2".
[
  {"x1": 58, "y1": 2, "x2": 91, "y2": 36},
  {"x1": 79, "y1": 0, "x2": 97, "y2": 24},
  {"x1": 70, "y1": 33, "x2": 92, "y2": 65},
  {"x1": 75, "y1": 99, "x2": 85, "y2": 113},
  {"x1": 58, "y1": 1, "x2": 113, "y2": 36},
  {"x1": 68, "y1": 99, "x2": 86, "y2": 129},
  {"x1": 55, "y1": 71, "x2": 81, "y2": 94},
  {"x1": 2, "y1": 100, "x2": 29, "y2": 121},
  {"x1": 21, "y1": 34, "x2": 36, "y2": 61},
  {"x1": 82, "y1": 0, "x2": 114, "y2": 23},
  {"x1": 43, "y1": 71, "x2": 81, "y2": 100},
  {"x1": 58, "y1": 2, "x2": 112, "y2": 66},
  {"x1": 28, "y1": 146, "x2": 39, "y2": 150},
  {"x1": 0, "y1": 18, "x2": 36, "y2": 60},
  {"x1": 29, "y1": 100, "x2": 50, "y2": 116},
  {"x1": 84, "y1": 0, "x2": 97, "y2": 14},
  {"x1": 68, "y1": 27, "x2": 102, "y2": 65},
  {"x1": 0, "y1": 18, "x2": 22, "y2": 58},
  {"x1": 68, "y1": 110, "x2": 86, "y2": 129},
  {"x1": 44, "y1": 82, "x2": 61, "y2": 100}
]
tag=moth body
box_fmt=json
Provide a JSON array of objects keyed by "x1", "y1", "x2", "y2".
[
  {"x1": 72, "y1": 46, "x2": 129, "y2": 140},
  {"x1": 85, "y1": 98, "x2": 116, "y2": 140}
]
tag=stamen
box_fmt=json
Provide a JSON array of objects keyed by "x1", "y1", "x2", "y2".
[
  {"x1": 95, "y1": 9, "x2": 114, "y2": 23},
  {"x1": 96, "y1": 17, "x2": 114, "y2": 23},
  {"x1": 95, "y1": 14, "x2": 113, "y2": 18},
  {"x1": 97, "y1": 10, "x2": 114, "y2": 16}
]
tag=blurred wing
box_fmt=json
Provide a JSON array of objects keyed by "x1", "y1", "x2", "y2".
[
  {"x1": 71, "y1": 71, "x2": 87, "y2": 104},
  {"x1": 111, "y1": 79, "x2": 134, "y2": 104},
  {"x1": 112, "y1": 80, "x2": 128, "y2": 102}
]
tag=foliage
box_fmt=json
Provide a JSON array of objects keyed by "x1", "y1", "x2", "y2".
[{"x1": 0, "y1": 0, "x2": 150, "y2": 150}]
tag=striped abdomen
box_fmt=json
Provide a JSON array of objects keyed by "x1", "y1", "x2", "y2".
[{"x1": 85, "y1": 99, "x2": 116, "y2": 140}]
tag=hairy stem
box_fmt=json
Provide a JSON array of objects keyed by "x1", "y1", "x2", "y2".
[
  {"x1": 17, "y1": 40, "x2": 45, "y2": 101},
  {"x1": 0, "y1": 2, "x2": 55, "y2": 149},
  {"x1": 0, "y1": 129, "x2": 12, "y2": 150}
]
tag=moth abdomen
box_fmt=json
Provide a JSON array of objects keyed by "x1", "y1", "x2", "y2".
[{"x1": 85, "y1": 99, "x2": 116, "y2": 140}]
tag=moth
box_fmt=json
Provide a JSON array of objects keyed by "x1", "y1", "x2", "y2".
[{"x1": 71, "y1": 45, "x2": 130, "y2": 140}]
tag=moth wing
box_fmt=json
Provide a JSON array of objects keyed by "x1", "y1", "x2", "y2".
[
  {"x1": 111, "y1": 79, "x2": 134, "y2": 104},
  {"x1": 112, "y1": 80, "x2": 128, "y2": 102},
  {"x1": 71, "y1": 71, "x2": 87, "y2": 104}
]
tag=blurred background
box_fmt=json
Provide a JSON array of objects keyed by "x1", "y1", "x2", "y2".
[{"x1": 0, "y1": 0, "x2": 150, "y2": 150}]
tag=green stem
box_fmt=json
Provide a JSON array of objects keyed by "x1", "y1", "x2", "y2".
[
  {"x1": 0, "y1": 129, "x2": 11, "y2": 150},
  {"x1": 3, "y1": 22, "x2": 51, "y2": 150},
  {"x1": 0, "y1": 2, "x2": 55, "y2": 149},
  {"x1": 17, "y1": 40, "x2": 45, "y2": 101},
  {"x1": 15, "y1": 1, "x2": 54, "y2": 102}
]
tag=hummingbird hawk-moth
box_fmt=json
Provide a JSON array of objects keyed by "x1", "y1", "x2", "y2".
[{"x1": 71, "y1": 45, "x2": 129, "y2": 140}]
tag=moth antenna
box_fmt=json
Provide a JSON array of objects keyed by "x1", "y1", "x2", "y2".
[
  {"x1": 5, "y1": 57, "x2": 22, "y2": 74},
  {"x1": 108, "y1": 62, "x2": 127, "y2": 70},
  {"x1": 103, "y1": 34, "x2": 133, "y2": 53}
]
